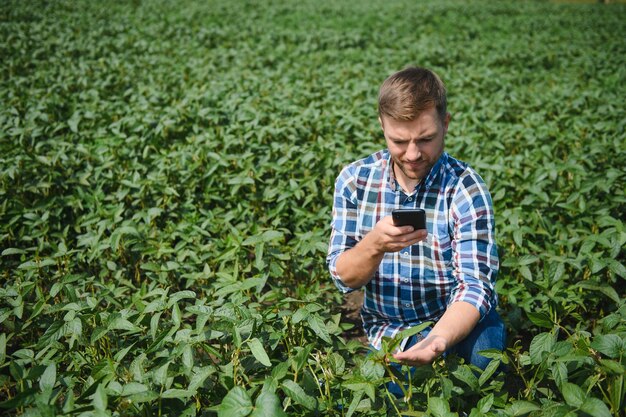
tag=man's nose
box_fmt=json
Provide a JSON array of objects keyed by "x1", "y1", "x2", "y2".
[{"x1": 406, "y1": 142, "x2": 421, "y2": 161}]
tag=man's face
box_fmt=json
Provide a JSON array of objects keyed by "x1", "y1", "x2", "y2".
[{"x1": 380, "y1": 106, "x2": 450, "y2": 186}]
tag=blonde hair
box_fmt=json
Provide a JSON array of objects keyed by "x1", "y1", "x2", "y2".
[{"x1": 378, "y1": 66, "x2": 447, "y2": 122}]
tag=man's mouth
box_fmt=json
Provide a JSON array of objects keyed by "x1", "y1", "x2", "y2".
[{"x1": 404, "y1": 161, "x2": 422, "y2": 169}]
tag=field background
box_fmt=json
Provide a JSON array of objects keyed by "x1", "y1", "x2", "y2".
[{"x1": 1, "y1": 0, "x2": 625, "y2": 416}]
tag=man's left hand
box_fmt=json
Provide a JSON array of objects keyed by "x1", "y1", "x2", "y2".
[{"x1": 392, "y1": 334, "x2": 448, "y2": 366}]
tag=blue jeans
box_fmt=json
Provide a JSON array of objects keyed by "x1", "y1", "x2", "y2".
[{"x1": 387, "y1": 309, "x2": 506, "y2": 398}]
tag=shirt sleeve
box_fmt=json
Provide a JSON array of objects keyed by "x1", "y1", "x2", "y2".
[
  {"x1": 448, "y1": 169, "x2": 499, "y2": 320},
  {"x1": 327, "y1": 165, "x2": 359, "y2": 293}
]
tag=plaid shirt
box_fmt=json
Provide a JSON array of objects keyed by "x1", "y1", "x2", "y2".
[{"x1": 327, "y1": 150, "x2": 498, "y2": 349}]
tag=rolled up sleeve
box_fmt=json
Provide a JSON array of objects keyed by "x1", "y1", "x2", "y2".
[
  {"x1": 448, "y1": 171, "x2": 499, "y2": 320},
  {"x1": 327, "y1": 166, "x2": 359, "y2": 293}
]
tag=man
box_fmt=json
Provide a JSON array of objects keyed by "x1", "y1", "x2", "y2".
[{"x1": 327, "y1": 67, "x2": 505, "y2": 373}]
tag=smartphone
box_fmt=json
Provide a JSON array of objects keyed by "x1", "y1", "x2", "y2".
[{"x1": 392, "y1": 209, "x2": 426, "y2": 230}]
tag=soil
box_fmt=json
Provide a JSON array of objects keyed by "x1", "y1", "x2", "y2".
[{"x1": 339, "y1": 290, "x2": 368, "y2": 344}]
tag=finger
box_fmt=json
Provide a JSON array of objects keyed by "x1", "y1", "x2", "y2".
[
  {"x1": 387, "y1": 225, "x2": 414, "y2": 235},
  {"x1": 392, "y1": 351, "x2": 409, "y2": 361},
  {"x1": 408, "y1": 229, "x2": 428, "y2": 239},
  {"x1": 393, "y1": 354, "x2": 428, "y2": 367}
]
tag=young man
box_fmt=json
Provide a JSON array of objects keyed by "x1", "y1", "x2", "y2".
[{"x1": 327, "y1": 67, "x2": 505, "y2": 372}]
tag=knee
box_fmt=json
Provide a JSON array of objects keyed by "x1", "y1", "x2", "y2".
[{"x1": 459, "y1": 310, "x2": 507, "y2": 370}]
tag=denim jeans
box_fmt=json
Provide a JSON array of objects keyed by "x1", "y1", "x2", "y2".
[{"x1": 386, "y1": 308, "x2": 506, "y2": 398}]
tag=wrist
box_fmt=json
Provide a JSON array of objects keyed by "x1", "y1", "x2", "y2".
[{"x1": 361, "y1": 229, "x2": 386, "y2": 256}]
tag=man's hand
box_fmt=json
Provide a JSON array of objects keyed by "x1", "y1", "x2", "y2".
[
  {"x1": 368, "y1": 215, "x2": 428, "y2": 253},
  {"x1": 392, "y1": 302, "x2": 481, "y2": 366},
  {"x1": 392, "y1": 334, "x2": 448, "y2": 366},
  {"x1": 335, "y1": 215, "x2": 428, "y2": 289}
]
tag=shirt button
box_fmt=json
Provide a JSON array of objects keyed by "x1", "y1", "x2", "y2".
[
  {"x1": 402, "y1": 278, "x2": 409, "y2": 283},
  {"x1": 407, "y1": 197, "x2": 413, "y2": 202},
  {"x1": 404, "y1": 303, "x2": 411, "y2": 308},
  {"x1": 402, "y1": 252, "x2": 409, "y2": 257}
]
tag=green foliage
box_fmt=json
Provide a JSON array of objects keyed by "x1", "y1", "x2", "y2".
[{"x1": 1, "y1": 0, "x2": 624, "y2": 416}]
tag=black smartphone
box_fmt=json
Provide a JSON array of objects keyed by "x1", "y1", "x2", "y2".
[{"x1": 392, "y1": 209, "x2": 426, "y2": 230}]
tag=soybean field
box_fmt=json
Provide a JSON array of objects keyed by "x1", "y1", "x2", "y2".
[{"x1": 0, "y1": 0, "x2": 625, "y2": 416}]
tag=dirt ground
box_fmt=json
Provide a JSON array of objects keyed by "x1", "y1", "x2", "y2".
[{"x1": 339, "y1": 291, "x2": 368, "y2": 344}]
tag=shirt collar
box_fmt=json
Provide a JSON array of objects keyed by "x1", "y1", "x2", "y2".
[{"x1": 385, "y1": 151, "x2": 447, "y2": 194}]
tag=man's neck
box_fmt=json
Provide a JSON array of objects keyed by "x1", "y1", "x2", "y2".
[{"x1": 392, "y1": 162, "x2": 421, "y2": 194}]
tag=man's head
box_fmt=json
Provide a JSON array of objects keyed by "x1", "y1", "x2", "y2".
[
  {"x1": 378, "y1": 66, "x2": 447, "y2": 124},
  {"x1": 377, "y1": 67, "x2": 450, "y2": 188}
]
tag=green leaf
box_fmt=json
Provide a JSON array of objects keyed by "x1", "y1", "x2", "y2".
[
  {"x1": 452, "y1": 364, "x2": 479, "y2": 391},
  {"x1": 608, "y1": 259, "x2": 626, "y2": 278},
  {"x1": 39, "y1": 363, "x2": 56, "y2": 392},
  {"x1": 517, "y1": 255, "x2": 540, "y2": 266},
  {"x1": 167, "y1": 290, "x2": 196, "y2": 307},
  {"x1": 529, "y1": 332, "x2": 556, "y2": 365},
  {"x1": 561, "y1": 382, "x2": 585, "y2": 408},
  {"x1": 519, "y1": 265, "x2": 533, "y2": 281},
  {"x1": 218, "y1": 386, "x2": 253, "y2": 417},
  {"x1": 110, "y1": 226, "x2": 140, "y2": 250},
  {"x1": 247, "y1": 338, "x2": 272, "y2": 367},
  {"x1": 68, "y1": 111, "x2": 80, "y2": 133},
  {"x1": 90, "y1": 326, "x2": 108, "y2": 344},
  {"x1": 129, "y1": 390, "x2": 159, "y2": 404},
  {"x1": 552, "y1": 361, "x2": 568, "y2": 388},
  {"x1": 386, "y1": 321, "x2": 433, "y2": 353},
  {"x1": 1, "y1": 248, "x2": 26, "y2": 256},
  {"x1": 121, "y1": 382, "x2": 149, "y2": 396},
  {"x1": 477, "y1": 393, "x2": 494, "y2": 414},
  {"x1": 291, "y1": 307, "x2": 309, "y2": 324},
  {"x1": 343, "y1": 382, "x2": 376, "y2": 402},
  {"x1": 188, "y1": 366, "x2": 215, "y2": 392},
  {"x1": 506, "y1": 400, "x2": 541, "y2": 416},
  {"x1": 250, "y1": 390, "x2": 287, "y2": 417},
  {"x1": 92, "y1": 384, "x2": 107, "y2": 411},
  {"x1": 428, "y1": 397, "x2": 451, "y2": 417},
  {"x1": 172, "y1": 303, "x2": 181, "y2": 327},
  {"x1": 307, "y1": 314, "x2": 332, "y2": 344},
  {"x1": 579, "y1": 397, "x2": 612, "y2": 417},
  {"x1": 242, "y1": 230, "x2": 284, "y2": 246},
  {"x1": 281, "y1": 379, "x2": 317, "y2": 410},
  {"x1": 396, "y1": 321, "x2": 432, "y2": 340},
  {"x1": 0, "y1": 333, "x2": 5, "y2": 365},
  {"x1": 526, "y1": 311, "x2": 554, "y2": 329},
  {"x1": 108, "y1": 316, "x2": 141, "y2": 332},
  {"x1": 161, "y1": 388, "x2": 193, "y2": 399},
  {"x1": 346, "y1": 391, "x2": 364, "y2": 417},
  {"x1": 328, "y1": 352, "x2": 345, "y2": 375},
  {"x1": 598, "y1": 358, "x2": 625, "y2": 375},
  {"x1": 360, "y1": 359, "x2": 385, "y2": 382},
  {"x1": 182, "y1": 344, "x2": 194, "y2": 372},
  {"x1": 478, "y1": 359, "x2": 500, "y2": 386},
  {"x1": 153, "y1": 361, "x2": 170, "y2": 386},
  {"x1": 591, "y1": 334, "x2": 623, "y2": 359},
  {"x1": 576, "y1": 281, "x2": 621, "y2": 303}
]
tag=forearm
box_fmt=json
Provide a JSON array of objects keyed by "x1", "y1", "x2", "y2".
[
  {"x1": 429, "y1": 301, "x2": 480, "y2": 348},
  {"x1": 335, "y1": 232, "x2": 385, "y2": 289}
]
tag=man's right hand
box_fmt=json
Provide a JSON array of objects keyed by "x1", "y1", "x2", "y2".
[
  {"x1": 335, "y1": 215, "x2": 428, "y2": 289},
  {"x1": 368, "y1": 215, "x2": 428, "y2": 254}
]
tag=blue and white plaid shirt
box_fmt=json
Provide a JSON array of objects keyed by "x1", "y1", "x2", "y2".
[{"x1": 327, "y1": 150, "x2": 498, "y2": 349}]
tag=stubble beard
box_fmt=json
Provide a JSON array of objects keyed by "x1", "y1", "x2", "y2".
[{"x1": 394, "y1": 158, "x2": 427, "y2": 182}]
